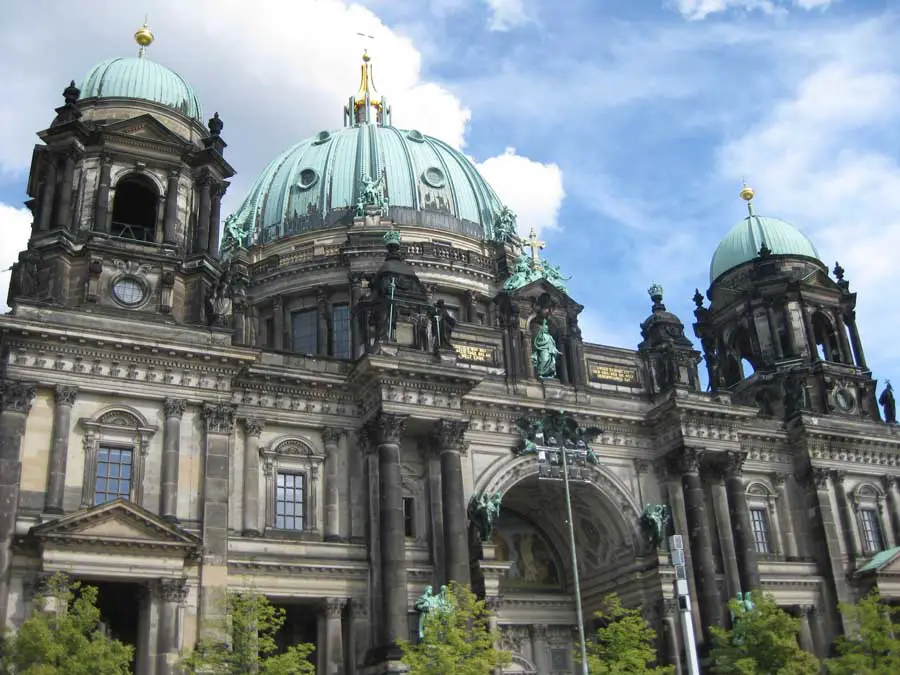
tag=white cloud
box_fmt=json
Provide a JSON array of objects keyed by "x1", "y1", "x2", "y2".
[
  {"x1": 476, "y1": 147, "x2": 565, "y2": 237},
  {"x1": 0, "y1": 203, "x2": 33, "y2": 311},
  {"x1": 671, "y1": 0, "x2": 832, "y2": 20},
  {"x1": 484, "y1": 0, "x2": 530, "y2": 31}
]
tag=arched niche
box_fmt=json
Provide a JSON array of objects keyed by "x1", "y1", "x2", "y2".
[
  {"x1": 110, "y1": 172, "x2": 159, "y2": 242},
  {"x1": 811, "y1": 310, "x2": 844, "y2": 363}
]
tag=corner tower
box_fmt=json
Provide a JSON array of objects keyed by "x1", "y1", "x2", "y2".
[
  {"x1": 693, "y1": 186, "x2": 879, "y2": 421},
  {"x1": 8, "y1": 23, "x2": 235, "y2": 326}
]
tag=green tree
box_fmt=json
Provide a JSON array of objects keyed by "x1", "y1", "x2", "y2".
[
  {"x1": 827, "y1": 590, "x2": 900, "y2": 674},
  {"x1": 179, "y1": 592, "x2": 315, "y2": 675},
  {"x1": 709, "y1": 592, "x2": 820, "y2": 675},
  {"x1": 399, "y1": 582, "x2": 511, "y2": 675},
  {"x1": 581, "y1": 593, "x2": 673, "y2": 674},
  {"x1": 0, "y1": 573, "x2": 134, "y2": 675}
]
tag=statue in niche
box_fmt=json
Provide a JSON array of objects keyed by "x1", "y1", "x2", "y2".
[
  {"x1": 468, "y1": 492, "x2": 503, "y2": 542},
  {"x1": 531, "y1": 320, "x2": 559, "y2": 379},
  {"x1": 640, "y1": 504, "x2": 671, "y2": 549},
  {"x1": 411, "y1": 312, "x2": 431, "y2": 351},
  {"x1": 205, "y1": 276, "x2": 233, "y2": 328},
  {"x1": 414, "y1": 585, "x2": 452, "y2": 638},
  {"x1": 430, "y1": 299, "x2": 456, "y2": 350},
  {"x1": 880, "y1": 381, "x2": 896, "y2": 424}
]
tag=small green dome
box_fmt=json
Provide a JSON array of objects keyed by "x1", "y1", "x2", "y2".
[
  {"x1": 228, "y1": 123, "x2": 506, "y2": 244},
  {"x1": 709, "y1": 214, "x2": 820, "y2": 283},
  {"x1": 79, "y1": 57, "x2": 202, "y2": 122}
]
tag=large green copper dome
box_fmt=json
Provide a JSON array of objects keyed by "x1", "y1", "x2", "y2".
[
  {"x1": 709, "y1": 213, "x2": 821, "y2": 283},
  {"x1": 79, "y1": 56, "x2": 203, "y2": 122}
]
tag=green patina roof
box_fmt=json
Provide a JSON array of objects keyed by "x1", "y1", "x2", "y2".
[
  {"x1": 227, "y1": 123, "x2": 506, "y2": 244},
  {"x1": 80, "y1": 56, "x2": 203, "y2": 122},
  {"x1": 709, "y1": 214, "x2": 820, "y2": 283},
  {"x1": 857, "y1": 545, "x2": 900, "y2": 574}
]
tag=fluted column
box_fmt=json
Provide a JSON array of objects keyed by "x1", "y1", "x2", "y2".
[
  {"x1": 196, "y1": 178, "x2": 211, "y2": 254},
  {"x1": 0, "y1": 381, "x2": 36, "y2": 625},
  {"x1": 242, "y1": 418, "x2": 265, "y2": 535},
  {"x1": 846, "y1": 310, "x2": 867, "y2": 369},
  {"x1": 44, "y1": 385, "x2": 78, "y2": 514},
  {"x1": 882, "y1": 477, "x2": 900, "y2": 545},
  {"x1": 325, "y1": 598, "x2": 346, "y2": 675},
  {"x1": 154, "y1": 577, "x2": 188, "y2": 675},
  {"x1": 323, "y1": 428, "x2": 342, "y2": 541},
  {"x1": 724, "y1": 451, "x2": 760, "y2": 591},
  {"x1": 834, "y1": 471, "x2": 862, "y2": 558},
  {"x1": 55, "y1": 151, "x2": 75, "y2": 231},
  {"x1": 349, "y1": 273, "x2": 365, "y2": 359},
  {"x1": 434, "y1": 419, "x2": 470, "y2": 586},
  {"x1": 37, "y1": 156, "x2": 57, "y2": 231},
  {"x1": 672, "y1": 448, "x2": 722, "y2": 639},
  {"x1": 159, "y1": 399, "x2": 186, "y2": 521},
  {"x1": 369, "y1": 412, "x2": 408, "y2": 657},
  {"x1": 207, "y1": 183, "x2": 224, "y2": 257},
  {"x1": 163, "y1": 170, "x2": 180, "y2": 244},
  {"x1": 709, "y1": 466, "x2": 741, "y2": 598},
  {"x1": 772, "y1": 473, "x2": 798, "y2": 558},
  {"x1": 94, "y1": 156, "x2": 112, "y2": 234}
]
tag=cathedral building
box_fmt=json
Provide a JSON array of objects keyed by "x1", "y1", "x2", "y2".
[{"x1": 2, "y1": 23, "x2": 899, "y2": 675}]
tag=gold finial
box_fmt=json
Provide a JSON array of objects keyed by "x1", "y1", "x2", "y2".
[
  {"x1": 134, "y1": 18, "x2": 154, "y2": 57},
  {"x1": 362, "y1": 49, "x2": 371, "y2": 63},
  {"x1": 740, "y1": 185, "x2": 755, "y2": 202}
]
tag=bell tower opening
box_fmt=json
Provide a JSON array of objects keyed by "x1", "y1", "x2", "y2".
[
  {"x1": 812, "y1": 311, "x2": 842, "y2": 363},
  {"x1": 111, "y1": 175, "x2": 157, "y2": 242}
]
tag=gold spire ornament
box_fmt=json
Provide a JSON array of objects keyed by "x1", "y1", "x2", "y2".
[
  {"x1": 134, "y1": 19, "x2": 154, "y2": 57},
  {"x1": 740, "y1": 180, "x2": 755, "y2": 216}
]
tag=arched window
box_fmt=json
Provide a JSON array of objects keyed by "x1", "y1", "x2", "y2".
[
  {"x1": 812, "y1": 311, "x2": 842, "y2": 363},
  {"x1": 111, "y1": 175, "x2": 157, "y2": 242}
]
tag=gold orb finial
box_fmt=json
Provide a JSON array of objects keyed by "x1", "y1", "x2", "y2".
[
  {"x1": 134, "y1": 22, "x2": 154, "y2": 49},
  {"x1": 740, "y1": 185, "x2": 755, "y2": 202},
  {"x1": 362, "y1": 49, "x2": 371, "y2": 63}
]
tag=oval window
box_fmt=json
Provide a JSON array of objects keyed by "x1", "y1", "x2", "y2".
[
  {"x1": 422, "y1": 166, "x2": 446, "y2": 189},
  {"x1": 298, "y1": 168, "x2": 318, "y2": 190},
  {"x1": 112, "y1": 277, "x2": 147, "y2": 307}
]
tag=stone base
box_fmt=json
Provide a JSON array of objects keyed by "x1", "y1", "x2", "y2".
[
  {"x1": 436, "y1": 348, "x2": 457, "y2": 365},
  {"x1": 363, "y1": 644, "x2": 408, "y2": 674}
]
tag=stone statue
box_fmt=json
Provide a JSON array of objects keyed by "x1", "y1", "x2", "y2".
[
  {"x1": 640, "y1": 504, "x2": 671, "y2": 548},
  {"x1": 411, "y1": 312, "x2": 432, "y2": 351},
  {"x1": 356, "y1": 173, "x2": 387, "y2": 217},
  {"x1": 414, "y1": 585, "x2": 453, "y2": 638},
  {"x1": 514, "y1": 417, "x2": 541, "y2": 456},
  {"x1": 468, "y1": 492, "x2": 503, "y2": 542},
  {"x1": 432, "y1": 299, "x2": 456, "y2": 350},
  {"x1": 532, "y1": 320, "x2": 559, "y2": 379},
  {"x1": 204, "y1": 269, "x2": 235, "y2": 328},
  {"x1": 222, "y1": 213, "x2": 250, "y2": 251},
  {"x1": 492, "y1": 206, "x2": 517, "y2": 243},
  {"x1": 880, "y1": 381, "x2": 896, "y2": 424}
]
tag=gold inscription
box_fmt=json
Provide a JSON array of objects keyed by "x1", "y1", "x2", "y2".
[
  {"x1": 456, "y1": 344, "x2": 494, "y2": 363},
  {"x1": 589, "y1": 363, "x2": 638, "y2": 385}
]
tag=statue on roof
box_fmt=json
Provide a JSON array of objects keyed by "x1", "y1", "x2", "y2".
[
  {"x1": 880, "y1": 381, "x2": 896, "y2": 424},
  {"x1": 502, "y1": 228, "x2": 570, "y2": 293},
  {"x1": 356, "y1": 173, "x2": 387, "y2": 217},
  {"x1": 221, "y1": 213, "x2": 250, "y2": 252},
  {"x1": 492, "y1": 206, "x2": 518, "y2": 243},
  {"x1": 532, "y1": 320, "x2": 559, "y2": 379}
]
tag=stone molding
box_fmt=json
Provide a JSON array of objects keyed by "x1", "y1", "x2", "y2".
[
  {"x1": 203, "y1": 402, "x2": 236, "y2": 435},
  {"x1": 153, "y1": 577, "x2": 188, "y2": 603},
  {"x1": 667, "y1": 447, "x2": 701, "y2": 475},
  {"x1": 368, "y1": 411, "x2": 408, "y2": 446},
  {"x1": 243, "y1": 417, "x2": 265, "y2": 438},
  {"x1": 54, "y1": 384, "x2": 78, "y2": 406},
  {"x1": 1, "y1": 380, "x2": 36, "y2": 413},
  {"x1": 163, "y1": 397, "x2": 187, "y2": 419}
]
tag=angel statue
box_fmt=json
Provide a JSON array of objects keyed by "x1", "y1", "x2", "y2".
[
  {"x1": 356, "y1": 173, "x2": 387, "y2": 217},
  {"x1": 468, "y1": 492, "x2": 503, "y2": 542},
  {"x1": 414, "y1": 585, "x2": 453, "y2": 638},
  {"x1": 640, "y1": 504, "x2": 671, "y2": 548}
]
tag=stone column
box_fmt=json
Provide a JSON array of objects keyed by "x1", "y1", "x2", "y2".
[
  {"x1": 882, "y1": 477, "x2": 900, "y2": 544},
  {"x1": 55, "y1": 151, "x2": 75, "y2": 231},
  {"x1": 163, "y1": 170, "x2": 180, "y2": 245},
  {"x1": 709, "y1": 466, "x2": 741, "y2": 599},
  {"x1": 663, "y1": 612, "x2": 683, "y2": 675},
  {"x1": 369, "y1": 412, "x2": 409, "y2": 658},
  {"x1": 767, "y1": 303, "x2": 784, "y2": 360},
  {"x1": 781, "y1": 304, "x2": 798, "y2": 357},
  {"x1": 37, "y1": 156, "x2": 57, "y2": 231},
  {"x1": 435, "y1": 420, "x2": 470, "y2": 586},
  {"x1": 665, "y1": 462, "x2": 702, "y2": 636},
  {"x1": 196, "y1": 178, "x2": 211, "y2": 254},
  {"x1": 834, "y1": 471, "x2": 862, "y2": 558},
  {"x1": 834, "y1": 311, "x2": 853, "y2": 365},
  {"x1": 724, "y1": 451, "x2": 760, "y2": 592},
  {"x1": 94, "y1": 156, "x2": 112, "y2": 234},
  {"x1": 325, "y1": 598, "x2": 346, "y2": 675},
  {"x1": 159, "y1": 398, "x2": 186, "y2": 521},
  {"x1": 207, "y1": 184, "x2": 223, "y2": 257},
  {"x1": 44, "y1": 385, "x2": 78, "y2": 514},
  {"x1": 427, "y1": 444, "x2": 446, "y2": 585},
  {"x1": 323, "y1": 428, "x2": 342, "y2": 541},
  {"x1": 272, "y1": 295, "x2": 285, "y2": 351},
  {"x1": 802, "y1": 306, "x2": 819, "y2": 361},
  {"x1": 846, "y1": 310, "x2": 868, "y2": 369},
  {"x1": 796, "y1": 605, "x2": 816, "y2": 655},
  {"x1": 878, "y1": 492, "x2": 896, "y2": 549},
  {"x1": 772, "y1": 473, "x2": 798, "y2": 558},
  {"x1": 242, "y1": 418, "x2": 265, "y2": 535},
  {"x1": 154, "y1": 577, "x2": 188, "y2": 675},
  {"x1": 0, "y1": 381, "x2": 36, "y2": 625},
  {"x1": 672, "y1": 448, "x2": 722, "y2": 639},
  {"x1": 809, "y1": 468, "x2": 853, "y2": 637},
  {"x1": 199, "y1": 403, "x2": 235, "y2": 638}
]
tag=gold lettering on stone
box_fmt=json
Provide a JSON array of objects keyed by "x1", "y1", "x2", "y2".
[
  {"x1": 588, "y1": 363, "x2": 638, "y2": 385},
  {"x1": 456, "y1": 344, "x2": 494, "y2": 363}
]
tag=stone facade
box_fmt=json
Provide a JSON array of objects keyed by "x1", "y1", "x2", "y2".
[{"x1": 2, "y1": 59, "x2": 900, "y2": 675}]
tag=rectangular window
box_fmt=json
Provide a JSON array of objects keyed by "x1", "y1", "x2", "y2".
[
  {"x1": 331, "y1": 304, "x2": 351, "y2": 359},
  {"x1": 275, "y1": 472, "x2": 306, "y2": 531},
  {"x1": 94, "y1": 447, "x2": 133, "y2": 505},
  {"x1": 860, "y1": 509, "x2": 884, "y2": 553},
  {"x1": 407, "y1": 612, "x2": 420, "y2": 645},
  {"x1": 749, "y1": 507, "x2": 770, "y2": 554},
  {"x1": 265, "y1": 317, "x2": 275, "y2": 349},
  {"x1": 403, "y1": 497, "x2": 415, "y2": 538},
  {"x1": 291, "y1": 309, "x2": 318, "y2": 355}
]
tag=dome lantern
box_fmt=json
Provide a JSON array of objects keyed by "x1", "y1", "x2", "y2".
[{"x1": 343, "y1": 50, "x2": 391, "y2": 127}]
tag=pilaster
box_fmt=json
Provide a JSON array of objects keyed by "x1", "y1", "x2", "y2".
[
  {"x1": 724, "y1": 451, "x2": 759, "y2": 591},
  {"x1": 325, "y1": 597, "x2": 347, "y2": 675},
  {"x1": 160, "y1": 398, "x2": 186, "y2": 521},
  {"x1": 242, "y1": 417, "x2": 265, "y2": 535},
  {"x1": 44, "y1": 385, "x2": 78, "y2": 514},
  {"x1": 323, "y1": 427, "x2": 343, "y2": 541},
  {"x1": 772, "y1": 473, "x2": 798, "y2": 558}
]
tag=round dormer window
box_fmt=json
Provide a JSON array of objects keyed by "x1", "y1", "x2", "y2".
[
  {"x1": 298, "y1": 168, "x2": 318, "y2": 190},
  {"x1": 422, "y1": 167, "x2": 446, "y2": 189},
  {"x1": 112, "y1": 276, "x2": 148, "y2": 307}
]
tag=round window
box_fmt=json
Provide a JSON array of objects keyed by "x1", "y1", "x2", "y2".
[
  {"x1": 422, "y1": 166, "x2": 446, "y2": 189},
  {"x1": 407, "y1": 129, "x2": 425, "y2": 143},
  {"x1": 112, "y1": 277, "x2": 147, "y2": 306},
  {"x1": 298, "y1": 168, "x2": 318, "y2": 190},
  {"x1": 313, "y1": 130, "x2": 332, "y2": 145}
]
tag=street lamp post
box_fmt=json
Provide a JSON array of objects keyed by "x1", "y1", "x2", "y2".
[
  {"x1": 537, "y1": 439, "x2": 592, "y2": 675},
  {"x1": 668, "y1": 535, "x2": 701, "y2": 675}
]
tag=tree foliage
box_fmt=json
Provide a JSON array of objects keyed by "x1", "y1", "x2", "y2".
[
  {"x1": 179, "y1": 592, "x2": 315, "y2": 675},
  {"x1": 399, "y1": 582, "x2": 511, "y2": 675},
  {"x1": 0, "y1": 573, "x2": 134, "y2": 675},
  {"x1": 582, "y1": 593, "x2": 673, "y2": 675},
  {"x1": 827, "y1": 590, "x2": 900, "y2": 675},
  {"x1": 709, "y1": 592, "x2": 820, "y2": 675}
]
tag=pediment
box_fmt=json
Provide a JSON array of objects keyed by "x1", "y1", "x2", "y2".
[
  {"x1": 102, "y1": 114, "x2": 187, "y2": 147},
  {"x1": 876, "y1": 552, "x2": 900, "y2": 576},
  {"x1": 30, "y1": 499, "x2": 200, "y2": 554},
  {"x1": 505, "y1": 278, "x2": 580, "y2": 308}
]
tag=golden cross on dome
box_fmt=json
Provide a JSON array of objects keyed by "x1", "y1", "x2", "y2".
[{"x1": 526, "y1": 228, "x2": 545, "y2": 265}]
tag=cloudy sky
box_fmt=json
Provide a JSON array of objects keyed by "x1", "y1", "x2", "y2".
[{"x1": 0, "y1": 0, "x2": 897, "y2": 391}]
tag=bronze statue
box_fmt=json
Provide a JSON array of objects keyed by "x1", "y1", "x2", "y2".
[{"x1": 881, "y1": 381, "x2": 896, "y2": 424}]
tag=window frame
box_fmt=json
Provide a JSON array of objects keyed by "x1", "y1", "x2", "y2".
[
  {"x1": 331, "y1": 303, "x2": 351, "y2": 359},
  {"x1": 79, "y1": 408, "x2": 158, "y2": 509},
  {"x1": 853, "y1": 483, "x2": 889, "y2": 556},
  {"x1": 859, "y1": 508, "x2": 884, "y2": 554},
  {"x1": 274, "y1": 470, "x2": 307, "y2": 531},
  {"x1": 262, "y1": 437, "x2": 324, "y2": 538},
  {"x1": 291, "y1": 308, "x2": 319, "y2": 355},
  {"x1": 745, "y1": 481, "x2": 779, "y2": 557},
  {"x1": 749, "y1": 507, "x2": 771, "y2": 554},
  {"x1": 93, "y1": 446, "x2": 136, "y2": 506}
]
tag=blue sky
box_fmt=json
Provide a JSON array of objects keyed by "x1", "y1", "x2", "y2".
[{"x1": 0, "y1": 0, "x2": 897, "y2": 392}]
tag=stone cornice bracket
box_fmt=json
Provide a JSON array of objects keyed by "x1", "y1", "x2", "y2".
[
  {"x1": 54, "y1": 384, "x2": 78, "y2": 407},
  {"x1": 322, "y1": 427, "x2": 343, "y2": 445},
  {"x1": 1, "y1": 380, "x2": 36, "y2": 414},
  {"x1": 152, "y1": 577, "x2": 188, "y2": 603},
  {"x1": 666, "y1": 446, "x2": 701, "y2": 476},
  {"x1": 325, "y1": 597, "x2": 347, "y2": 619},
  {"x1": 243, "y1": 417, "x2": 265, "y2": 438},
  {"x1": 367, "y1": 411, "x2": 408, "y2": 446},
  {"x1": 433, "y1": 419, "x2": 470, "y2": 455},
  {"x1": 203, "y1": 402, "x2": 236, "y2": 435},
  {"x1": 163, "y1": 398, "x2": 187, "y2": 419}
]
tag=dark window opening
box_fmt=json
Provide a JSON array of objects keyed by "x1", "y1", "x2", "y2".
[
  {"x1": 93, "y1": 580, "x2": 142, "y2": 672},
  {"x1": 94, "y1": 447, "x2": 133, "y2": 505},
  {"x1": 331, "y1": 304, "x2": 351, "y2": 359},
  {"x1": 812, "y1": 312, "x2": 843, "y2": 363},
  {"x1": 291, "y1": 309, "x2": 318, "y2": 355},
  {"x1": 476, "y1": 311, "x2": 486, "y2": 326},
  {"x1": 860, "y1": 509, "x2": 884, "y2": 554},
  {"x1": 749, "y1": 507, "x2": 770, "y2": 554},
  {"x1": 265, "y1": 317, "x2": 275, "y2": 349},
  {"x1": 407, "y1": 612, "x2": 421, "y2": 645},
  {"x1": 403, "y1": 497, "x2": 415, "y2": 538},
  {"x1": 273, "y1": 603, "x2": 318, "y2": 668},
  {"x1": 275, "y1": 472, "x2": 305, "y2": 531},
  {"x1": 111, "y1": 176, "x2": 157, "y2": 242}
]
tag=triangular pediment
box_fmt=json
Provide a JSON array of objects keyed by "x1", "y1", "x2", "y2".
[
  {"x1": 497, "y1": 278, "x2": 583, "y2": 312},
  {"x1": 30, "y1": 499, "x2": 200, "y2": 553},
  {"x1": 102, "y1": 114, "x2": 187, "y2": 147}
]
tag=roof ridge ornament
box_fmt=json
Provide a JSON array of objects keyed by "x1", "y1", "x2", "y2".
[
  {"x1": 134, "y1": 18, "x2": 154, "y2": 58},
  {"x1": 344, "y1": 43, "x2": 392, "y2": 127},
  {"x1": 503, "y1": 228, "x2": 570, "y2": 294}
]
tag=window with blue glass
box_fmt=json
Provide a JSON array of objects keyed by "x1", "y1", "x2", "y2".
[
  {"x1": 94, "y1": 447, "x2": 133, "y2": 505},
  {"x1": 331, "y1": 304, "x2": 351, "y2": 359},
  {"x1": 291, "y1": 309, "x2": 318, "y2": 355},
  {"x1": 275, "y1": 472, "x2": 306, "y2": 531}
]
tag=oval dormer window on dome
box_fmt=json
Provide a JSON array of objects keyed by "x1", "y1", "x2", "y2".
[
  {"x1": 298, "y1": 169, "x2": 318, "y2": 190},
  {"x1": 407, "y1": 129, "x2": 425, "y2": 143},
  {"x1": 313, "y1": 131, "x2": 332, "y2": 145},
  {"x1": 422, "y1": 167, "x2": 446, "y2": 189},
  {"x1": 111, "y1": 174, "x2": 157, "y2": 242}
]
